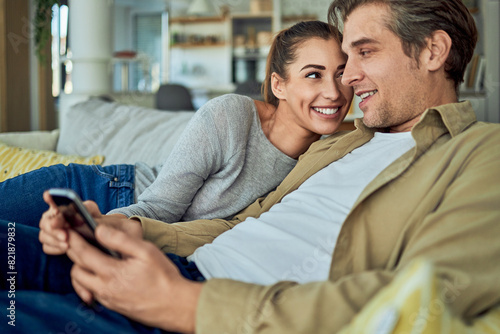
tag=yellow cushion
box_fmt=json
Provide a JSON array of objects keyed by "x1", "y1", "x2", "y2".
[
  {"x1": 0, "y1": 142, "x2": 104, "y2": 182},
  {"x1": 339, "y1": 259, "x2": 500, "y2": 334}
]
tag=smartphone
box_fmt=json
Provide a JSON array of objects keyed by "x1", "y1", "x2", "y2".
[{"x1": 48, "y1": 188, "x2": 121, "y2": 258}]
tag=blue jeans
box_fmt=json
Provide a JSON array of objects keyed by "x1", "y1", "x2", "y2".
[
  {"x1": 0, "y1": 220, "x2": 204, "y2": 333},
  {"x1": 0, "y1": 164, "x2": 135, "y2": 227}
]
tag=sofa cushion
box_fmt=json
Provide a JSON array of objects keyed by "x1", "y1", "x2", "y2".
[
  {"x1": 57, "y1": 99, "x2": 195, "y2": 166},
  {"x1": 0, "y1": 129, "x2": 60, "y2": 151},
  {"x1": 338, "y1": 258, "x2": 500, "y2": 334},
  {"x1": 0, "y1": 142, "x2": 104, "y2": 182}
]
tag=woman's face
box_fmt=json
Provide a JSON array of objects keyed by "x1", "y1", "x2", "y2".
[{"x1": 277, "y1": 37, "x2": 353, "y2": 136}]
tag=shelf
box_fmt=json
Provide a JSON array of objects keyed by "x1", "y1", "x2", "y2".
[
  {"x1": 171, "y1": 42, "x2": 227, "y2": 48},
  {"x1": 233, "y1": 47, "x2": 268, "y2": 60},
  {"x1": 231, "y1": 12, "x2": 273, "y2": 19},
  {"x1": 460, "y1": 91, "x2": 486, "y2": 98},
  {"x1": 282, "y1": 15, "x2": 318, "y2": 23},
  {"x1": 170, "y1": 16, "x2": 227, "y2": 24},
  {"x1": 233, "y1": 55, "x2": 267, "y2": 60}
]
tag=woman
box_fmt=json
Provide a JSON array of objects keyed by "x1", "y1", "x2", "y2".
[{"x1": 0, "y1": 20, "x2": 352, "y2": 226}]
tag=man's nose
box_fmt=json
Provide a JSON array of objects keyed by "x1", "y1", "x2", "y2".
[{"x1": 341, "y1": 58, "x2": 361, "y2": 87}]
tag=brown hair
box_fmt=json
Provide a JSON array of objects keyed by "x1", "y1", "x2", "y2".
[
  {"x1": 262, "y1": 20, "x2": 342, "y2": 107},
  {"x1": 327, "y1": 0, "x2": 478, "y2": 92}
]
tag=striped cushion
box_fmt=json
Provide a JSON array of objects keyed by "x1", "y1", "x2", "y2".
[
  {"x1": 0, "y1": 142, "x2": 104, "y2": 182},
  {"x1": 339, "y1": 259, "x2": 500, "y2": 334}
]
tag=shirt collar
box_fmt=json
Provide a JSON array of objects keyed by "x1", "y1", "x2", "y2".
[
  {"x1": 351, "y1": 101, "x2": 477, "y2": 158},
  {"x1": 353, "y1": 101, "x2": 476, "y2": 138},
  {"x1": 416, "y1": 100, "x2": 477, "y2": 137}
]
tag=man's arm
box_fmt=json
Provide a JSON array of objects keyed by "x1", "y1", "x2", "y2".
[
  {"x1": 135, "y1": 180, "x2": 285, "y2": 256},
  {"x1": 136, "y1": 215, "x2": 244, "y2": 256},
  {"x1": 66, "y1": 223, "x2": 395, "y2": 334},
  {"x1": 66, "y1": 224, "x2": 202, "y2": 333},
  {"x1": 197, "y1": 271, "x2": 395, "y2": 333},
  {"x1": 136, "y1": 187, "x2": 299, "y2": 256}
]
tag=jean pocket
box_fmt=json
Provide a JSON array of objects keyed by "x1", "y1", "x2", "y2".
[{"x1": 90, "y1": 165, "x2": 116, "y2": 181}]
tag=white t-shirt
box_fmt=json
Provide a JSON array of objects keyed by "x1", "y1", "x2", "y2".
[{"x1": 190, "y1": 131, "x2": 416, "y2": 285}]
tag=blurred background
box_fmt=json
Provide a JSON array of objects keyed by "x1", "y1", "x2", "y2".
[{"x1": 0, "y1": 0, "x2": 498, "y2": 132}]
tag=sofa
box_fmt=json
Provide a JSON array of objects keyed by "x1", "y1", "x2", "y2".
[{"x1": 0, "y1": 98, "x2": 196, "y2": 181}]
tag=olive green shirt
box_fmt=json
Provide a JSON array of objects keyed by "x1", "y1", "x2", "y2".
[{"x1": 135, "y1": 101, "x2": 500, "y2": 333}]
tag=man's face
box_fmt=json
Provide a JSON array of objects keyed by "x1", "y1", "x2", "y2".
[{"x1": 341, "y1": 4, "x2": 428, "y2": 132}]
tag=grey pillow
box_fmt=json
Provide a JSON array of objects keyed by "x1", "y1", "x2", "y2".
[{"x1": 57, "y1": 98, "x2": 194, "y2": 166}]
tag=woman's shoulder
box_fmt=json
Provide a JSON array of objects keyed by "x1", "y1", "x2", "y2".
[{"x1": 199, "y1": 93, "x2": 257, "y2": 124}]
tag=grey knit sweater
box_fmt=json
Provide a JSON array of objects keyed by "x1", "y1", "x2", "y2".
[{"x1": 108, "y1": 94, "x2": 297, "y2": 222}]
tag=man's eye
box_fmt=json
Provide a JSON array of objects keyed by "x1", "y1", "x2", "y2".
[
  {"x1": 360, "y1": 50, "x2": 371, "y2": 56},
  {"x1": 306, "y1": 72, "x2": 321, "y2": 79}
]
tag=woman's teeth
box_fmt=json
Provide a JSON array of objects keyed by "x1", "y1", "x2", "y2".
[
  {"x1": 360, "y1": 90, "x2": 377, "y2": 101},
  {"x1": 313, "y1": 107, "x2": 339, "y2": 115}
]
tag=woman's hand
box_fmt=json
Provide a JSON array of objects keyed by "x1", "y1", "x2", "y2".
[
  {"x1": 38, "y1": 190, "x2": 95, "y2": 255},
  {"x1": 39, "y1": 190, "x2": 143, "y2": 256}
]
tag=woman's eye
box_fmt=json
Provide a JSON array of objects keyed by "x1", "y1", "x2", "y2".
[{"x1": 306, "y1": 72, "x2": 321, "y2": 79}]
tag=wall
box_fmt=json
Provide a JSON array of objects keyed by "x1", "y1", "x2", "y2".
[
  {"x1": 481, "y1": 0, "x2": 499, "y2": 122},
  {"x1": 280, "y1": 0, "x2": 332, "y2": 22},
  {"x1": 0, "y1": 0, "x2": 31, "y2": 132}
]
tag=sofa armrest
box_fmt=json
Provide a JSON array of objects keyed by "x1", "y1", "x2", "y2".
[{"x1": 0, "y1": 129, "x2": 60, "y2": 151}]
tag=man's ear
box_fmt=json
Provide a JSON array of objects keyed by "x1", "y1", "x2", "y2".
[
  {"x1": 271, "y1": 72, "x2": 286, "y2": 100},
  {"x1": 423, "y1": 30, "x2": 452, "y2": 72}
]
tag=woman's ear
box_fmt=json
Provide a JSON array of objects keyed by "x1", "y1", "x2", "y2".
[
  {"x1": 423, "y1": 30, "x2": 452, "y2": 72},
  {"x1": 271, "y1": 72, "x2": 286, "y2": 100}
]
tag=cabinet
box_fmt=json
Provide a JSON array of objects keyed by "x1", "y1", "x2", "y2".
[
  {"x1": 168, "y1": 15, "x2": 232, "y2": 92},
  {"x1": 231, "y1": 14, "x2": 273, "y2": 84},
  {"x1": 167, "y1": 13, "x2": 276, "y2": 94},
  {"x1": 167, "y1": 10, "x2": 323, "y2": 91},
  {"x1": 459, "y1": 0, "x2": 500, "y2": 122},
  {"x1": 230, "y1": 13, "x2": 318, "y2": 84},
  {"x1": 170, "y1": 16, "x2": 229, "y2": 48}
]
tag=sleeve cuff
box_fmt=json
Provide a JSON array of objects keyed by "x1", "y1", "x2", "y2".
[
  {"x1": 130, "y1": 215, "x2": 178, "y2": 253},
  {"x1": 196, "y1": 279, "x2": 265, "y2": 333},
  {"x1": 196, "y1": 279, "x2": 297, "y2": 334}
]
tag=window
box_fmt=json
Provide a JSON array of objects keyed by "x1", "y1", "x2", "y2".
[
  {"x1": 133, "y1": 13, "x2": 163, "y2": 92},
  {"x1": 51, "y1": 3, "x2": 71, "y2": 96}
]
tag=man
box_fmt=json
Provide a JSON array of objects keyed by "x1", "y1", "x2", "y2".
[{"x1": 2, "y1": 1, "x2": 499, "y2": 333}]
